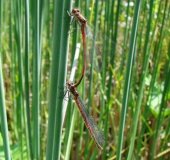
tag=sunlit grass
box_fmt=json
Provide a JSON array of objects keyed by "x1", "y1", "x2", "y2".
[{"x1": 0, "y1": 0, "x2": 170, "y2": 160}]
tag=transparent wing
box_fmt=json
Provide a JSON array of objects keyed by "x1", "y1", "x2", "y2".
[
  {"x1": 85, "y1": 24, "x2": 126, "y2": 71},
  {"x1": 83, "y1": 24, "x2": 127, "y2": 99},
  {"x1": 75, "y1": 95, "x2": 105, "y2": 149}
]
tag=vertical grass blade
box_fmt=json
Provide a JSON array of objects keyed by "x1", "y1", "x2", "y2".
[
  {"x1": 45, "y1": 0, "x2": 64, "y2": 158},
  {"x1": 0, "y1": 0, "x2": 11, "y2": 159},
  {"x1": 150, "y1": 1, "x2": 169, "y2": 158},
  {"x1": 0, "y1": 1, "x2": 11, "y2": 153},
  {"x1": 46, "y1": 1, "x2": 72, "y2": 159},
  {"x1": 127, "y1": 0, "x2": 154, "y2": 159},
  {"x1": 0, "y1": 61, "x2": 11, "y2": 160},
  {"x1": 15, "y1": 1, "x2": 25, "y2": 158},
  {"x1": 24, "y1": 0, "x2": 33, "y2": 159},
  {"x1": 160, "y1": 43, "x2": 170, "y2": 160},
  {"x1": 32, "y1": 1, "x2": 40, "y2": 159},
  {"x1": 53, "y1": 0, "x2": 72, "y2": 157},
  {"x1": 116, "y1": 1, "x2": 142, "y2": 160}
]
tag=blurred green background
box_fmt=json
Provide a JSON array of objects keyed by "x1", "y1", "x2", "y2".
[{"x1": 0, "y1": 0, "x2": 170, "y2": 160}]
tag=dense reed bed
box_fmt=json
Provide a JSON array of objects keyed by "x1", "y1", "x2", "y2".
[{"x1": 0, "y1": 0, "x2": 169, "y2": 159}]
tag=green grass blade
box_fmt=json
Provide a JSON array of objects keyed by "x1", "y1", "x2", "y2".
[
  {"x1": 24, "y1": 0, "x2": 33, "y2": 159},
  {"x1": 150, "y1": 3, "x2": 169, "y2": 159},
  {"x1": 14, "y1": 1, "x2": 25, "y2": 158},
  {"x1": 32, "y1": 1, "x2": 40, "y2": 159},
  {"x1": 116, "y1": 1, "x2": 142, "y2": 160},
  {"x1": 127, "y1": 0, "x2": 154, "y2": 159},
  {"x1": 0, "y1": 4, "x2": 11, "y2": 160},
  {"x1": 46, "y1": 1, "x2": 72, "y2": 159},
  {"x1": 0, "y1": 45, "x2": 11, "y2": 160},
  {"x1": 160, "y1": 43, "x2": 170, "y2": 160}
]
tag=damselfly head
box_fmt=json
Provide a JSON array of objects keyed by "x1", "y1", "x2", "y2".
[{"x1": 72, "y1": 8, "x2": 79, "y2": 14}]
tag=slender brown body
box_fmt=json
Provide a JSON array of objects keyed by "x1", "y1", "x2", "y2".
[
  {"x1": 68, "y1": 9, "x2": 87, "y2": 87},
  {"x1": 67, "y1": 81, "x2": 105, "y2": 150}
]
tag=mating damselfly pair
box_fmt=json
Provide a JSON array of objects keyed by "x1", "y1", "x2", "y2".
[{"x1": 66, "y1": 8, "x2": 126, "y2": 150}]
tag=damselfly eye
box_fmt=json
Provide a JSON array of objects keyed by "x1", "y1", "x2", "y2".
[
  {"x1": 72, "y1": 9, "x2": 76, "y2": 13},
  {"x1": 72, "y1": 8, "x2": 80, "y2": 13}
]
